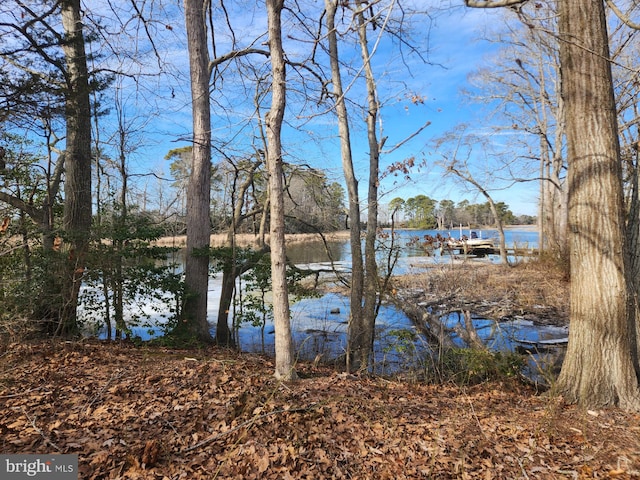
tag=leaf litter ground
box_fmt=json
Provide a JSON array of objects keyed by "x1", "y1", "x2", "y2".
[{"x1": 1, "y1": 340, "x2": 639, "y2": 479}]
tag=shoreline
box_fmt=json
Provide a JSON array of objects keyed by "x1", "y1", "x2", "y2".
[
  {"x1": 153, "y1": 230, "x2": 353, "y2": 248},
  {"x1": 154, "y1": 225, "x2": 538, "y2": 248}
]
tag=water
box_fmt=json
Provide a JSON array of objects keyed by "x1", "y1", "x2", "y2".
[
  {"x1": 288, "y1": 228, "x2": 540, "y2": 275},
  {"x1": 84, "y1": 228, "x2": 565, "y2": 377}
]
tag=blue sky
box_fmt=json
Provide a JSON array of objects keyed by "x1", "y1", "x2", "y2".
[{"x1": 99, "y1": 1, "x2": 539, "y2": 217}]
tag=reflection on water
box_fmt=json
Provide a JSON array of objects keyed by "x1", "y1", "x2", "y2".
[
  {"x1": 91, "y1": 228, "x2": 566, "y2": 378},
  {"x1": 285, "y1": 228, "x2": 540, "y2": 266},
  {"x1": 239, "y1": 228, "x2": 565, "y2": 377},
  {"x1": 285, "y1": 240, "x2": 350, "y2": 264}
]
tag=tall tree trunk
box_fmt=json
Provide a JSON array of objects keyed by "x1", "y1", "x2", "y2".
[
  {"x1": 551, "y1": 90, "x2": 568, "y2": 259},
  {"x1": 181, "y1": 0, "x2": 213, "y2": 343},
  {"x1": 58, "y1": 0, "x2": 92, "y2": 336},
  {"x1": 266, "y1": 0, "x2": 296, "y2": 380},
  {"x1": 629, "y1": 143, "x2": 640, "y2": 372},
  {"x1": 324, "y1": 0, "x2": 365, "y2": 372},
  {"x1": 556, "y1": 0, "x2": 640, "y2": 409},
  {"x1": 357, "y1": 0, "x2": 382, "y2": 370}
]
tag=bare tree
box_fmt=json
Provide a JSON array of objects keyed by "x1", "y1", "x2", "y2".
[
  {"x1": 608, "y1": 7, "x2": 640, "y2": 373},
  {"x1": 322, "y1": 0, "x2": 430, "y2": 370},
  {"x1": 266, "y1": 0, "x2": 297, "y2": 380},
  {"x1": 356, "y1": 0, "x2": 385, "y2": 372},
  {"x1": 434, "y1": 126, "x2": 510, "y2": 264},
  {"x1": 324, "y1": 0, "x2": 366, "y2": 371},
  {"x1": 214, "y1": 153, "x2": 267, "y2": 347},
  {"x1": 323, "y1": 0, "x2": 384, "y2": 371},
  {"x1": 464, "y1": 3, "x2": 567, "y2": 259}
]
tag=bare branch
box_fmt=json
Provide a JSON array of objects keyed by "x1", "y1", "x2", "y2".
[
  {"x1": 383, "y1": 120, "x2": 432, "y2": 154},
  {"x1": 128, "y1": 0, "x2": 164, "y2": 69},
  {"x1": 605, "y1": 0, "x2": 640, "y2": 30},
  {"x1": 209, "y1": 47, "x2": 270, "y2": 76},
  {"x1": 465, "y1": 0, "x2": 527, "y2": 7}
]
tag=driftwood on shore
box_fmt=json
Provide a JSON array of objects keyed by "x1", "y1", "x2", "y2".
[{"x1": 389, "y1": 292, "x2": 488, "y2": 351}]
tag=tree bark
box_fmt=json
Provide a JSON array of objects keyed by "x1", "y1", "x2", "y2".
[
  {"x1": 555, "y1": 0, "x2": 640, "y2": 410},
  {"x1": 356, "y1": 0, "x2": 382, "y2": 371},
  {"x1": 266, "y1": 0, "x2": 296, "y2": 380},
  {"x1": 324, "y1": 0, "x2": 365, "y2": 372},
  {"x1": 629, "y1": 149, "x2": 640, "y2": 373},
  {"x1": 181, "y1": 0, "x2": 213, "y2": 343},
  {"x1": 58, "y1": 0, "x2": 92, "y2": 336}
]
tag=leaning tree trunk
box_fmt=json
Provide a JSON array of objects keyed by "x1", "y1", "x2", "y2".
[
  {"x1": 215, "y1": 161, "x2": 263, "y2": 347},
  {"x1": 555, "y1": 0, "x2": 640, "y2": 410},
  {"x1": 180, "y1": 0, "x2": 213, "y2": 343},
  {"x1": 215, "y1": 266, "x2": 236, "y2": 346},
  {"x1": 324, "y1": 0, "x2": 365, "y2": 372},
  {"x1": 485, "y1": 196, "x2": 509, "y2": 265},
  {"x1": 58, "y1": 0, "x2": 92, "y2": 336},
  {"x1": 265, "y1": 0, "x2": 296, "y2": 380},
  {"x1": 447, "y1": 164, "x2": 510, "y2": 264}
]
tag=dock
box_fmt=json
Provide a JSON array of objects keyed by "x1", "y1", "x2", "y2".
[{"x1": 442, "y1": 239, "x2": 538, "y2": 257}]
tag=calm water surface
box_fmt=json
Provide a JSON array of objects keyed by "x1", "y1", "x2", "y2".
[{"x1": 89, "y1": 228, "x2": 565, "y2": 376}]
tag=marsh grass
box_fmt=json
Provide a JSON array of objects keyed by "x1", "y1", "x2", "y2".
[{"x1": 153, "y1": 231, "x2": 352, "y2": 248}]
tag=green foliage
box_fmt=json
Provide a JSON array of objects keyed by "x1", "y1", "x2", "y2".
[
  {"x1": 385, "y1": 328, "x2": 419, "y2": 354},
  {"x1": 433, "y1": 348, "x2": 525, "y2": 386},
  {"x1": 80, "y1": 208, "x2": 184, "y2": 340},
  {"x1": 0, "y1": 244, "x2": 71, "y2": 339},
  {"x1": 0, "y1": 249, "x2": 37, "y2": 332},
  {"x1": 404, "y1": 195, "x2": 437, "y2": 229},
  {"x1": 380, "y1": 331, "x2": 525, "y2": 386},
  {"x1": 234, "y1": 253, "x2": 273, "y2": 330},
  {"x1": 209, "y1": 246, "x2": 320, "y2": 339},
  {"x1": 146, "y1": 326, "x2": 205, "y2": 349},
  {"x1": 381, "y1": 328, "x2": 421, "y2": 374},
  {"x1": 390, "y1": 195, "x2": 528, "y2": 228}
]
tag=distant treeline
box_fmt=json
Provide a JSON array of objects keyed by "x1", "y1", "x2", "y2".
[{"x1": 380, "y1": 195, "x2": 536, "y2": 229}]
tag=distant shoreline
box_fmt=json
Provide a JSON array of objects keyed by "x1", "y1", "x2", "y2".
[
  {"x1": 154, "y1": 225, "x2": 537, "y2": 248},
  {"x1": 502, "y1": 224, "x2": 538, "y2": 231},
  {"x1": 153, "y1": 230, "x2": 352, "y2": 248},
  {"x1": 382, "y1": 224, "x2": 538, "y2": 232}
]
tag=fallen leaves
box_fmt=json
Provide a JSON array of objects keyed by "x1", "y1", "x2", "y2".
[{"x1": 0, "y1": 340, "x2": 639, "y2": 479}]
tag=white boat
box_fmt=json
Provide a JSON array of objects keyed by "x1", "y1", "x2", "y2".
[{"x1": 445, "y1": 231, "x2": 497, "y2": 256}]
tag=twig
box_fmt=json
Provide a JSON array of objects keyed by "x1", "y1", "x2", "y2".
[
  {"x1": 81, "y1": 368, "x2": 125, "y2": 416},
  {"x1": 517, "y1": 456, "x2": 530, "y2": 480},
  {"x1": 182, "y1": 405, "x2": 317, "y2": 453},
  {"x1": 0, "y1": 387, "x2": 46, "y2": 399},
  {"x1": 459, "y1": 387, "x2": 488, "y2": 441},
  {"x1": 21, "y1": 407, "x2": 61, "y2": 452},
  {"x1": 162, "y1": 417, "x2": 179, "y2": 436}
]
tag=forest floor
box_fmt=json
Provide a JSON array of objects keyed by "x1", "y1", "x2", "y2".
[{"x1": 1, "y1": 259, "x2": 640, "y2": 479}]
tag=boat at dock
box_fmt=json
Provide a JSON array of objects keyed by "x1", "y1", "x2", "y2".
[
  {"x1": 443, "y1": 231, "x2": 497, "y2": 257},
  {"x1": 446, "y1": 239, "x2": 496, "y2": 256},
  {"x1": 418, "y1": 228, "x2": 539, "y2": 258}
]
